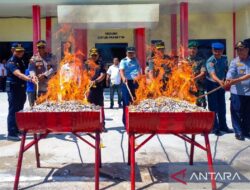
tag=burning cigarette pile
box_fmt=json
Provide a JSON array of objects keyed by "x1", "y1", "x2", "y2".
[
  {"x1": 129, "y1": 97, "x2": 206, "y2": 112},
  {"x1": 25, "y1": 101, "x2": 100, "y2": 112}
]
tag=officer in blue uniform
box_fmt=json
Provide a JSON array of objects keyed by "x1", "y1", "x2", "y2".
[
  {"x1": 5, "y1": 43, "x2": 36, "y2": 141},
  {"x1": 120, "y1": 47, "x2": 141, "y2": 125},
  {"x1": 206, "y1": 42, "x2": 233, "y2": 136},
  {"x1": 226, "y1": 41, "x2": 250, "y2": 140}
]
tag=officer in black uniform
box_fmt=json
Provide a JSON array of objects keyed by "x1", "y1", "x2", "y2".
[
  {"x1": 148, "y1": 41, "x2": 171, "y2": 90},
  {"x1": 85, "y1": 48, "x2": 106, "y2": 106},
  {"x1": 5, "y1": 43, "x2": 36, "y2": 141}
]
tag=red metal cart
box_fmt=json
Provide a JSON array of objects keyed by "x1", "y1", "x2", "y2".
[
  {"x1": 125, "y1": 107, "x2": 216, "y2": 190},
  {"x1": 14, "y1": 109, "x2": 104, "y2": 190}
]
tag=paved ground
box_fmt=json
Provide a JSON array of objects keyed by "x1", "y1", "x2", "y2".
[{"x1": 0, "y1": 92, "x2": 249, "y2": 190}]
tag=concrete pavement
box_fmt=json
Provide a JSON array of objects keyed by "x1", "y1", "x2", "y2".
[{"x1": 0, "y1": 92, "x2": 249, "y2": 190}]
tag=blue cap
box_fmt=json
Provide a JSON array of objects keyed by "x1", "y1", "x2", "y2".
[
  {"x1": 127, "y1": 47, "x2": 136, "y2": 52},
  {"x1": 13, "y1": 43, "x2": 25, "y2": 51},
  {"x1": 11, "y1": 42, "x2": 18, "y2": 49},
  {"x1": 212, "y1": 42, "x2": 224, "y2": 50}
]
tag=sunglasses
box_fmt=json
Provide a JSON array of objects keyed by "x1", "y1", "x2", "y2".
[{"x1": 38, "y1": 46, "x2": 45, "y2": 49}]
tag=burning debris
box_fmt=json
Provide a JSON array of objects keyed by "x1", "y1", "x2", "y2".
[
  {"x1": 25, "y1": 101, "x2": 100, "y2": 112},
  {"x1": 129, "y1": 97, "x2": 206, "y2": 112}
]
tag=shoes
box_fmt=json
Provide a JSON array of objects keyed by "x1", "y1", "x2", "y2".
[
  {"x1": 243, "y1": 133, "x2": 250, "y2": 139},
  {"x1": 118, "y1": 104, "x2": 123, "y2": 108},
  {"x1": 102, "y1": 126, "x2": 108, "y2": 133},
  {"x1": 7, "y1": 135, "x2": 21, "y2": 141},
  {"x1": 213, "y1": 130, "x2": 223, "y2": 136},
  {"x1": 235, "y1": 134, "x2": 245, "y2": 141},
  {"x1": 110, "y1": 105, "x2": 113, "y2": 109},
  {"x1": 220, "y1": 128, "x2": 234, "y2": 133}
]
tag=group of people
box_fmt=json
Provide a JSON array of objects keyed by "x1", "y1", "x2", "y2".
[
  {"x1": 4, "y1": 39, "x2": 250, "y2": 142},
  {"x1": 5, "y1": 41, "x2": 57, "y2": 141},
  {"x1": 118, "y1": 40, "x2": 250, "y2": 141}
]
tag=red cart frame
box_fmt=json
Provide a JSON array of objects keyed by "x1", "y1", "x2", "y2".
[
  {"x1": 14, "y1": 109, "x2": 104, "y2": 190},
  {"x1": 125, "y1": 107, "x2": 216, "y2": 190}
]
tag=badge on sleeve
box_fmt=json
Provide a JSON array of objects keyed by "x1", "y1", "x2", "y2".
[
  {"x1": 240, "y1": 69, "x2": 245, "y2": 74},
  {"x1": 210, "y1": 62, "x2": 214, "y2": 67},
  {"x1": 236, "y1": 62, "x2": 244, "y2": 67}
]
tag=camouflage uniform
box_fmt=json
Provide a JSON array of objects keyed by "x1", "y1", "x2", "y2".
[{"x1": 187, "y1": 56, "x2": 207, "y2": 108}]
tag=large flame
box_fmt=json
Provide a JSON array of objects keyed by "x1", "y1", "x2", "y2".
[
  {"x1": 36, "y1": 51, "x2": 92, "y2": 104},
  {"x1": 134, "y1": 47, "x2": 197, "y2": 104}
]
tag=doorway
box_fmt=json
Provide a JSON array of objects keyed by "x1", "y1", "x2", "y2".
[{"x1": 95, "y1": 43, "x2": 127, "y2": 67}]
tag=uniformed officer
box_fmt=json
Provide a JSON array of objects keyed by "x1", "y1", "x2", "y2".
[
  {"x1": 148, "y1": 41, "x2": 171, "y2": 90},
  {"x1": 120, "y1": 47, "x2": 141, "y2": 125},
  {"x1": 5, "y1": 43, "x2": 36, "y2": 141},
  {"x1": 206, "y1": 42, "x2": 233, "y2": 136},
  {"x1": 85, "y1": 48, "x2": 106, "y2": 106},
  {"x1": 226, "y1": 41, "x2": 250, "y2": 140},
  {"x1": 186, "y1": 41, "x2": 206, "y2": 108},
  {"x1": 29, "y1": 40, "x2": 57, "y2": 97}
]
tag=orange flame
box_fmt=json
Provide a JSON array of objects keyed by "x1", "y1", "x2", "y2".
[
  {"x1": 36, "y1": 51, "x2": 91, "y2": 104},
  {"x1": 36, "y1": 24, "x2": 99, "y2": 104},
  {"x1": 134, "y1": 46, "x2": 197, "y2": 104}
]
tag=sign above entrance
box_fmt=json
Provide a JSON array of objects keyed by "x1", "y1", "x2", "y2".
[
  {"x1": 57, "y1": 4, "x2": 159, "y2": 29},
  {"x1": 97, "y1": 32, "x2": 125, "y2": 40}
]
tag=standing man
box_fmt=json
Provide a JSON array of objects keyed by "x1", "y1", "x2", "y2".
[
  {"x1": 148, "y1": 41, "x2": 171, "y2": 90},
  {"x1": 206, "y1": 42, "x2": 233, "y2": 136},
  {"x1": 29, "y1": 40, "x2": 57, "y2": 97},
  {"x1": 106, "y1": 57, "x2": 122, "y2": 109},
  {"x1": 86, "y1": 48, "x2": 106, "y2": 107},
  {"x1": 186, "y1": 41, "x2": 206, "y2": 108},
  {"x1": 120, "y1": 47, "x2": 141, "y2": 125},
  {"x1": 226, "y1": 41, "x2": 250, "y2": 141},
  {"x1": 5, "y1": 43, "x2": 36, "y2": 141},
  {"x1": 0, "y1": 59, "x2": 7, "y2": 92}
]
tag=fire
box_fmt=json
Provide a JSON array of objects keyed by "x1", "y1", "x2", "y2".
[
  {"x1": 36, "y1": 24, "x2": 100, "y2": 104},
  {"x1": 36, "y1": 51, "x2": 91, "y2": 104},
  {"x1": 134, "y1": 47, "x2": 197, "y2": 104}
]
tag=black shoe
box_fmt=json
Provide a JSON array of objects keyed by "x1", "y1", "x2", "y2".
[
  {"x1": 110, "y1": 106, "x2": 113, "y2": 109},
  {"x1": 243, "y1": 133, "x2": 250, "y2": 139},
  {"x1": 213, "y1": 130, "x2": 223, "y2": 136},
  {"x1": 7, "y1": 135, "x2": 21, "y2": 141},
  {"x1": 118, "y1": 104, "x2": 122, "y2": 108},
  {"x1": 235, "y1": 134, "x2": 245, "y2": 141},
  {"x1": 102, "y1": 126, "x2": 108, "y2": 133},
  {"x1": 220, "y1": 128, "x2": 234, "y2": 133}
]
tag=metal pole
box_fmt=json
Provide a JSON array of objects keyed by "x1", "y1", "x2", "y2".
[
  {"x1": 135, "y1": 28, "x2": 146, "y2": 74},
  {"x1": 14, "y1": 131, "x2": 27, "y2": 190},
  {"x1": 180, "y1": 2, "x2": 189, "y2": 58},
  {"x1": 32, "y1": 5, "x2": 41, "y2": 54},
  {"x1": 130, "y1": 133, "x2": 135, "y2": 190},
  {"x1": 34, "y1": 133, "x2": 41, "y2": 168},
  {"x1": 171, "y1": 14, "x2": 177, "y2": 56},
  {"x1": 204, "y1": 133, "x2": 217, "y2": 190},
  {"x1": 46, "y1": 17, "x2": 52, "y2": 53},
  {"x1": 95, "y1": 132, "x2": 100, "y2": 190},
  {"x1": 189, "y1": 134, "x2": 195, "y2": 165}
]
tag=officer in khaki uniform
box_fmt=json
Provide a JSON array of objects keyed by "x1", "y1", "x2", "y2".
[
  {"x1": 29, "y1": 40, "x2": 57, "y2": 96},
  {"x1": 186, "y1": 41, "x2": 207, "y2": 108}
]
